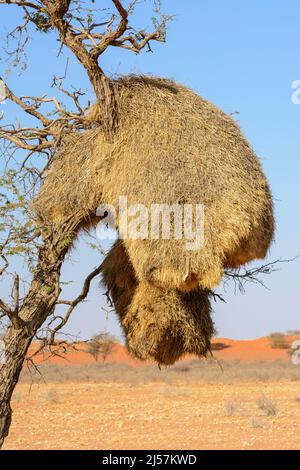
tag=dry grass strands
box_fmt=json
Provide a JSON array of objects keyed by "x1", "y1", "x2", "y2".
[
  {"x1": 101, "y1": 240, "x2": 137, "y2": 321},
  {"x1": 33, "y1": 75, "x2": 275, "y2": 364},
  {"x1": 124, "y1": 283, "x2": 214, "y2": 365},
  {"x1": 33, "y1": 75, "x2": 274, "y2": 292},
  {"x1": 101, "y1": 241, "x2": 214, "y2": 365}
]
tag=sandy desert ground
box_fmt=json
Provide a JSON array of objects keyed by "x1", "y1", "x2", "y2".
[
  {"x1": 3, "y1": 337, "x2": 300, "y2": 450},
  {"x1": 4, "y1": 381, "x2": 300, "y2": 450}
]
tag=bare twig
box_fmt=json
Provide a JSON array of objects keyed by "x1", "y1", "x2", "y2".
[{"x1": 224, "y1": 257, "x2": 299, "y2": 294}]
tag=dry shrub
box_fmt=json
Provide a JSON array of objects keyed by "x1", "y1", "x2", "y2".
[
  {"x1": 33, "y1": 75, "x2": 274, "y2": 365},
  {"x1": 19, "y1": 360, "x2": 300, "y2": 386},
  {"x1": 269, "y1": 333, "x2": 290, "y2": 350},
  {"x1": 256, "y1": 395, "x2": 277, "y2": 416},
  {"x1": 286, "y1": 330, "x2": 300, "y2": 335}
]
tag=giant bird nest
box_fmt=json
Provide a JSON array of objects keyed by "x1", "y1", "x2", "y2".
[{"x1": 33, "y1": 75, "x2": 274, "y2": 365}]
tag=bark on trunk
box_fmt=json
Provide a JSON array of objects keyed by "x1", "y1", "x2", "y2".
[
  {"x1": 0, "y1": 236, "x2": 70, "y2": 447},
  {"x1": 0, "y1": 326, "x2": 34, "y2": 446}
]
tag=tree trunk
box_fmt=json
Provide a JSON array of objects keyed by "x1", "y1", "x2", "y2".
[
  {"x1": 0, "y1": 326, "x2": 35, "y2": 446},
  {"x1": 0, "y1": 236, "x2": 70, "y2": 448}
]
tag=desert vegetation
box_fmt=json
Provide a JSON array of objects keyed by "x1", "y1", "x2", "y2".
[
  {"x1": 87, "y1": 332, "x2": 117, "y2": 363},
  {"x1": 2, "y1": 365, "x2": 300, "y2": 450},
  {"x1": 18, "y1": 359, "x2": 300, "y2": 385},
  {"x1": 268, "y1": 333, "x2": 290, "y2": 350}
]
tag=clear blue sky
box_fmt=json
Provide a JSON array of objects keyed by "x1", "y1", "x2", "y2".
[{"x1": 1, "y1": 0, "x2": 299, "y2": 340}]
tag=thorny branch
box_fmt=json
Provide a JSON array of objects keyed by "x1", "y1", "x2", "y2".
[
  {"x1": 0, "y1": 0, "x2": 169, "y2": 140},
  {"x1": 0, "y1": 76, "x2": 91, "y2": 154},
  {"x1": 224, "y1": 257, "x2": 299, "y2": 294},
  {"x1": 207, "y1": 257, "x2": 299, "y2": 303},
  {"x1": 27, "y1": 263, "x2": 103, "y2": 359}
]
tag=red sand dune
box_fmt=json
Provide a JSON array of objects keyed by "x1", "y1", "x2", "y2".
[
  {"x1": 28, "y1": 336, "x2": 293, "y2": 366},
  {"x1": 211, "y1": 337, "x2": 291, "y2": 363}
]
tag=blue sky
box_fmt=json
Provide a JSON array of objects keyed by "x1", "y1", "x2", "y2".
[{"x1": 0, "y1": 0, "x2": 299, "y2": 340}]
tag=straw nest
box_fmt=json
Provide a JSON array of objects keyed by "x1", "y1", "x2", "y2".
[
  {"x1": 101, "y1": 240, "x2": 214, "y2": 365},
  {"x1": 33, "y1": 75, "x2": 274, "y2": 290},
  {"x1": 33, "y1": 75, "x2": 274, "y2": 364}
]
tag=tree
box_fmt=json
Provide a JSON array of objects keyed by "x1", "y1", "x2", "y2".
[
  {"x1": 0, "y1": 0, "x2": 169, "y2": 447},
  {"x1": 0, "y1": 0, "x2": 290, "y2": 449},
  {"x1": 87, "y1": 332, "x2": 116, "y2": 363}
]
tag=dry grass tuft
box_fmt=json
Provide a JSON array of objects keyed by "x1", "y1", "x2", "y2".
[{"x1": 256, "y1": 395, "x2": 277, "y2": 416}]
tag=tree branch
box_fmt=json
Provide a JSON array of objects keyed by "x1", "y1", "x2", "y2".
[
  {"x1": 0, "y1": 299, "x2": 12, "y2": 317},
  {"x1": 224, "y1": 257, "x2": 299, "y2": 294},
  {"x1": 0, "y1": 78, "x2": 50, "y2": 127},
  {"x1": 0, "y1": 0, "x2": 40, "y2": 9},
  {"x1": 0, "y1": 0, "x2": 170, "y2": 140},
  {"x1": 28, "y1": 263, "x2": 102, "y2": 359}
]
